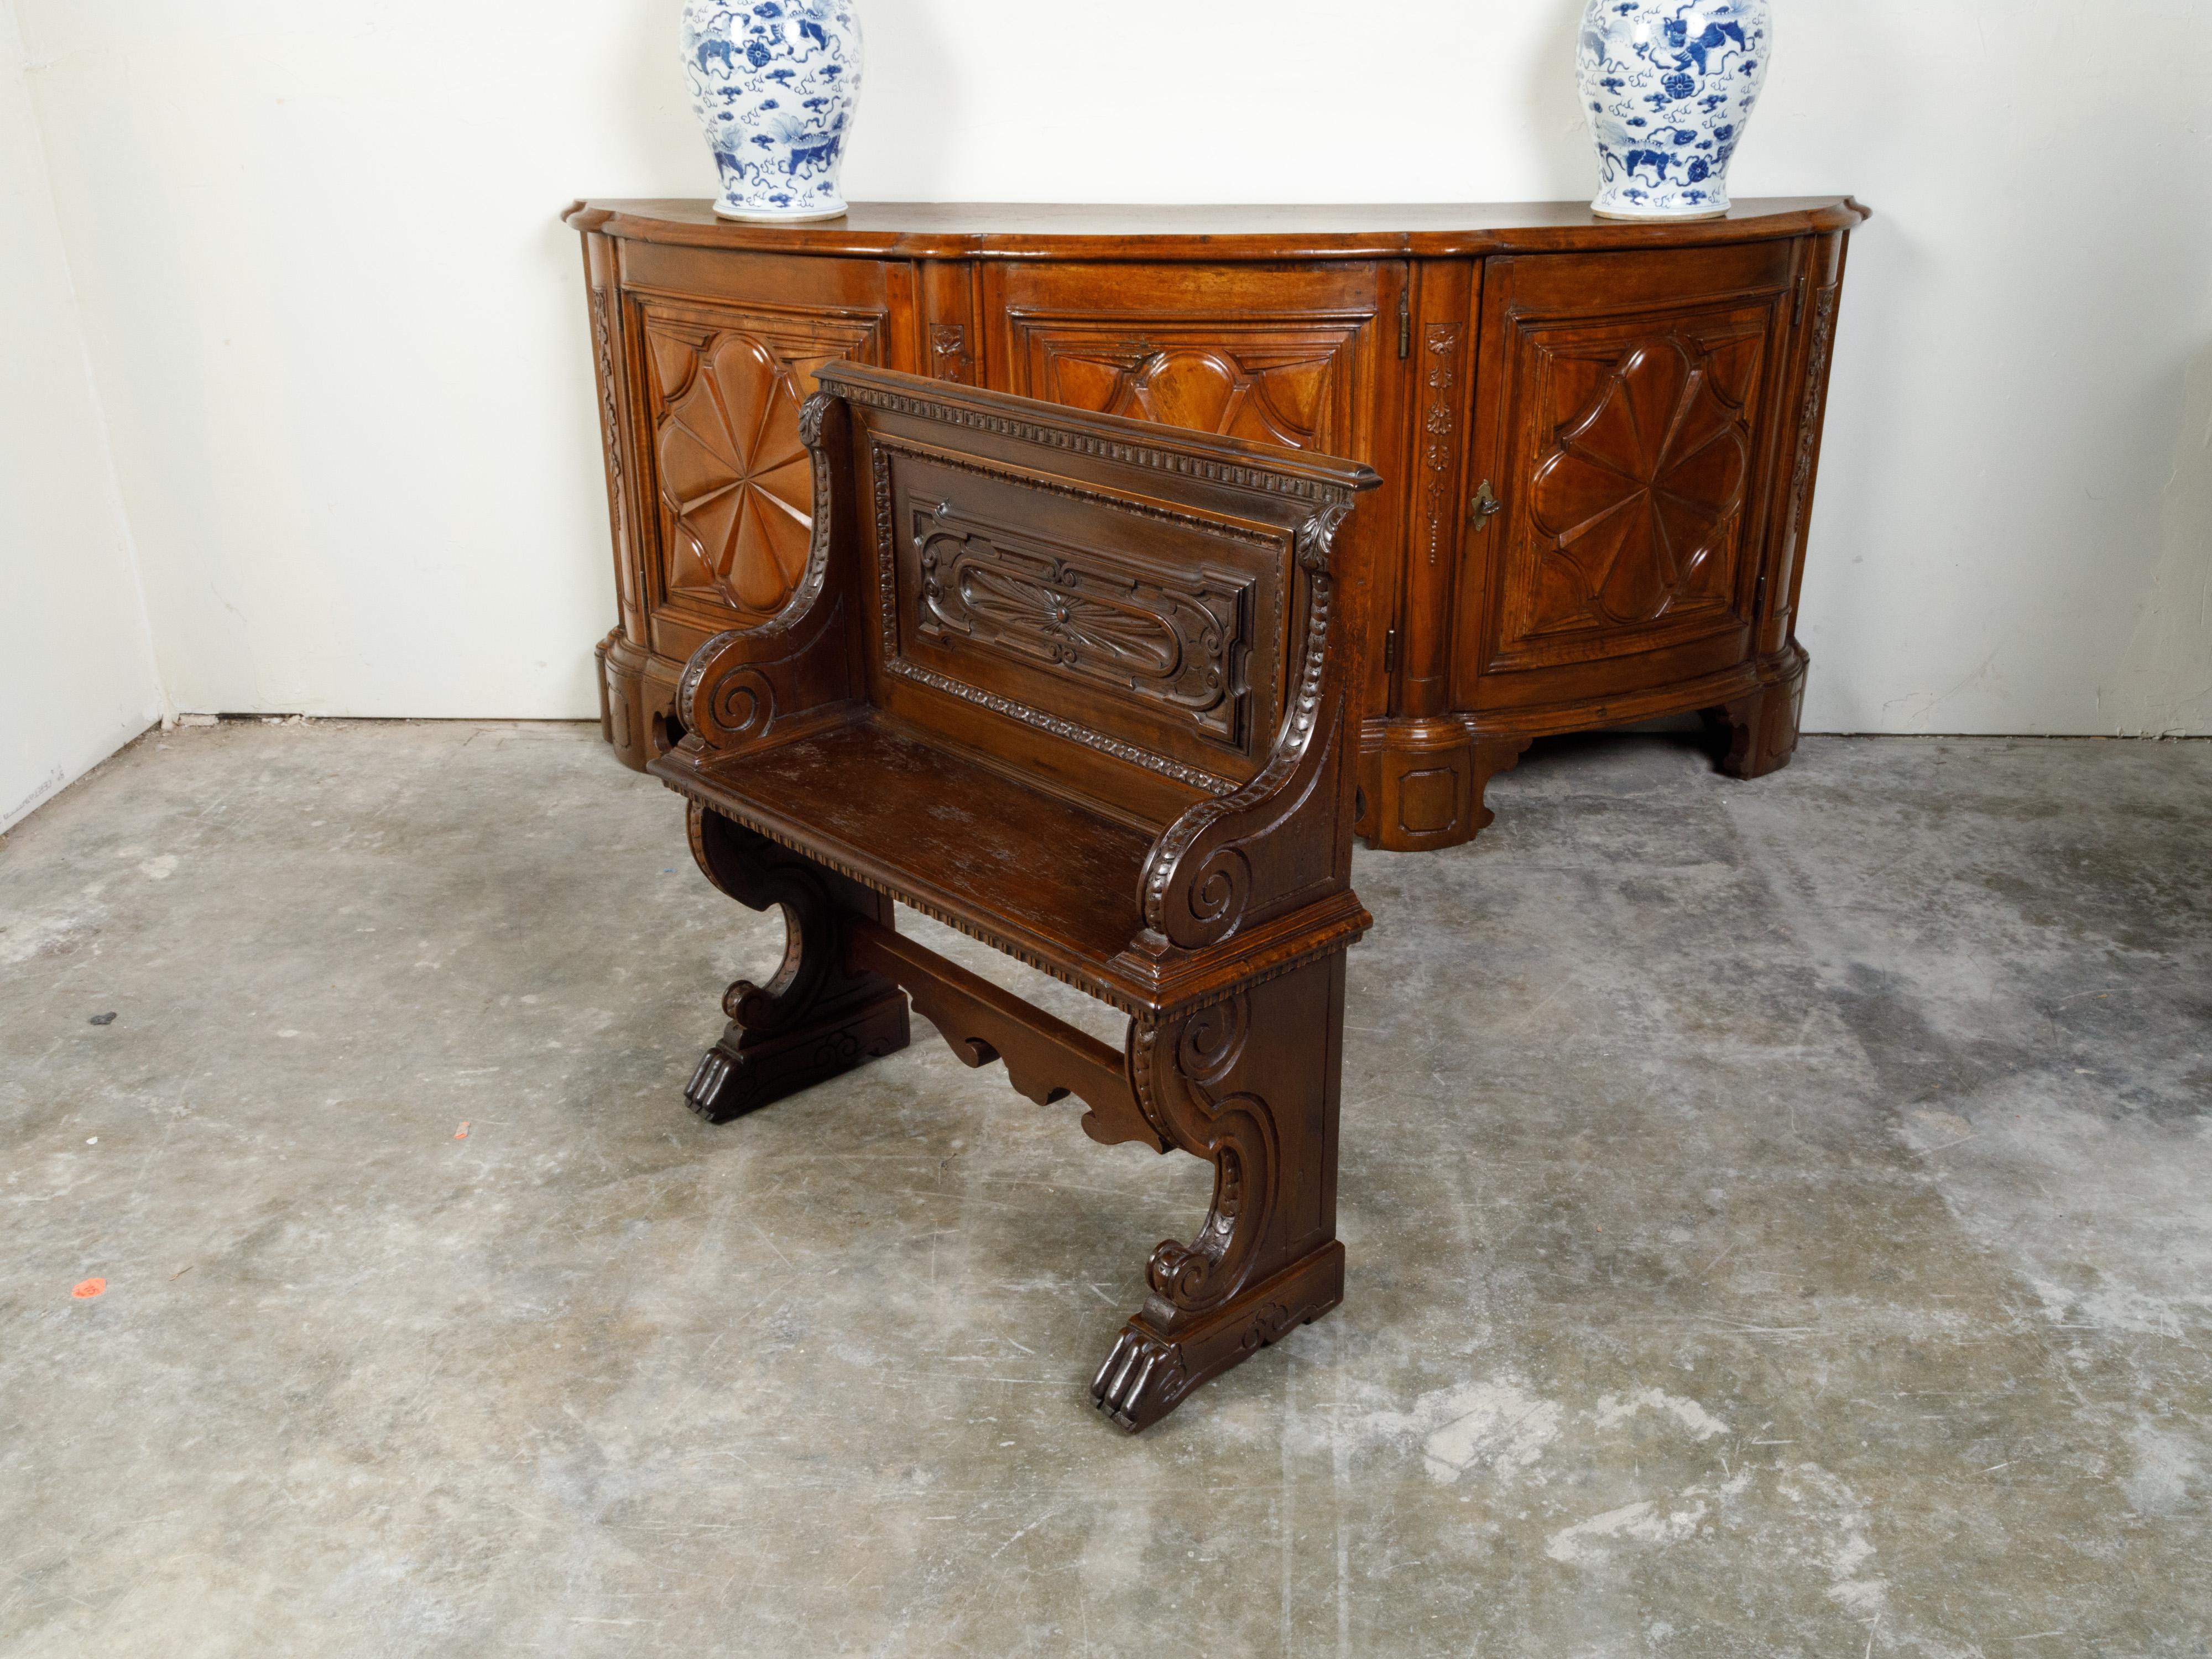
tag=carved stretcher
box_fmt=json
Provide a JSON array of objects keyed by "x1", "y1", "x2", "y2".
[{"x1": 649, "y1": 363, "x2": 1380, "y2": 1431}]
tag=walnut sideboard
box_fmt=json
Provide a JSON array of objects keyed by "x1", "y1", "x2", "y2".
[{"x1": 566, "y1": 199, "x2": 1867, "y2": 850}]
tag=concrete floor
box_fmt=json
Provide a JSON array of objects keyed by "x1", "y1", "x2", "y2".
[{"x1": 2, "y1": 721, "x2": 2207, "y2": 1657}]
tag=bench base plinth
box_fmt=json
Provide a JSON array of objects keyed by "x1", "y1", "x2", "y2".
[{"x1": 685, "y1": 990, "x2": 912, "y2": 1125}]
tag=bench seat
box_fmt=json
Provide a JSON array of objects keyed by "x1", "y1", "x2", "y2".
[{"x1": 670, "y1": 713, "x2": 1155, "y2": 998}]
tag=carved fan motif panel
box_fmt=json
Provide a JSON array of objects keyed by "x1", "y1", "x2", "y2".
[
  {"x1": 1500, "y1": 317, "x2": 1766, "y2": 657},
  {"x1": 1012, "y1": 324, "x2": 1359, "y2": 454},
  {"x1": 641, "y1": 307, "x2": 879, "y2": 625}
]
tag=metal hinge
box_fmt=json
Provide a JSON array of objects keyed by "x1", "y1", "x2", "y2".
[
  {"x1": 1398, "y1": 290, "x2": 1411, "y2": 359},
  {"x1": 1383, "y1": 627, "x2": 1399, "y2": 675},
  {"x1": 1792, "y1": 275, "x2": 1808, "y2": 327},
  {"x1": 1755, "y1": 572, "x2": 1769, "y2": 616},
  {"x1": 1469, "y1": 479, "x2": 1503, "y2": 531}
]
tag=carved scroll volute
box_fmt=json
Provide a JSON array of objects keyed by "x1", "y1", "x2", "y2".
[
  {"x1": 1131, "y1": 995, "x2": 1278, "y2": 1322},
  {"x1": 678, "y1": 632, "x2": 778, "y2": 751},
  {"x1": 686, "y1": 802, "x2": 832, "y2": 1034},
  {"x1": 1139, "y1": 500, "x2": 1355, "y2": 950}
]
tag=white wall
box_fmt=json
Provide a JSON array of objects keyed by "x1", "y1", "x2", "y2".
[
  {"x1": 1, "y1": 0, "x2": 163, "y2": 833},
  {"x1": 11, "y1": 0, "x2": 2210, "y2": 733}
]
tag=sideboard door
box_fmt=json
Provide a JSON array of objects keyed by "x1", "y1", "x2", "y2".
[
  {"x1": 980, "y1": 261, "x2": 1410, "y2": 726},
  {"x1": 1454, "y1": 242, "x2": 1797, "y2": 721},
  {"x1": 607, "y1": 244, "x2": 904, "y2": 759}
]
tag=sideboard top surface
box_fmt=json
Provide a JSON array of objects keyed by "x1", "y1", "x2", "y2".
[{"x1": 565, "y1": 197, "x2": 1870, "y2": 260}]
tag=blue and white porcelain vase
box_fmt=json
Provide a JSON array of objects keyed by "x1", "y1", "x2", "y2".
[
  {"x1": 680, "y1": 1, "x2": 863, "y2": 222},
  {"x1": 1577, "y1": 0, "x2": 1771, "y2": 220}
]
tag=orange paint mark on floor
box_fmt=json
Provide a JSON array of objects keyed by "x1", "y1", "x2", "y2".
[
  {"x1": 71, "y1": 1279, "x2": 106, "y2": 1299},
  {"x1": 453, "y1": 1122, "x2": 471, "y2": 1140}
]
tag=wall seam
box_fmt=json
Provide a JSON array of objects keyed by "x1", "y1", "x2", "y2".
[{"x1": 6, "y1": 0, "x2": 170, "y2": 731}]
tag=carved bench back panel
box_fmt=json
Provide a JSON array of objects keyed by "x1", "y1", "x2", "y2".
[
  {"x1": 865, "y1": 434, "x2": 1295, "y2": 796},
  {"x1": 811, "y1": 371, "x2": 1369, "y2": 828}
]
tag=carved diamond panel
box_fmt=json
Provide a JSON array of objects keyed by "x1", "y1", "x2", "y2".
[
  {"x1": 1514, "y1": 327, "x2": 1760, "y2": 642},
  {"x1": 1016, "y1": 327, "x2": 1358, "y2": 453},
  {"x1": 642, "y1": 309, "x2": 878, "y2": 623}
]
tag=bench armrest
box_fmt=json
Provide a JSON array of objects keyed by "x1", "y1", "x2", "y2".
[
  {"x1": 672, "y1": 391, "x2": 865, "y2": 756},
  {"x1": 1140, "y1": 502, "x2": 1359, "y2": 951}
]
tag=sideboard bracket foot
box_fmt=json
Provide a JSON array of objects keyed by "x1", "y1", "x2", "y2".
[
  {"x1": 1361, "y1": 720, "x2": 1530, "y2": 852},
  {"x1": 1707, "y1": 645, "x2": 1811, "y2": 781}
]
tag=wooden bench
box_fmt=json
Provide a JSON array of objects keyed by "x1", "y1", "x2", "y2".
[{"x1": 648, "y1": 363, "x2": 1380, "y2": 1432}]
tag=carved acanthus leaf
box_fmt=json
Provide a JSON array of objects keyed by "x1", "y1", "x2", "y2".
[
  {"x1": 1296, "y1": 501, "x2": 1354, "y2": 575},
  {"x1": 930, "y1": 325, "x2": 972, "y2": 385}
]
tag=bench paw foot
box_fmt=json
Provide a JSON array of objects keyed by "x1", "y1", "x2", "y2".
[
  {"x1": 1091, "y1": 1327, "x2": 1190, "y2": 1432},
  {"x1": 1092, "y1": 1241, "x2": 1345, "y2": 1432}
]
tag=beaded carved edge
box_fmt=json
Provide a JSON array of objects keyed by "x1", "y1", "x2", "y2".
[{"x1": 827, "y1": 379, "x2": 1362, "y2": 508}]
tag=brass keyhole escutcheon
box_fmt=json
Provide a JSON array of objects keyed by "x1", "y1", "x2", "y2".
[{"x1": 1470, "y1": 480, "x2": 1503, "y2": 531}]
